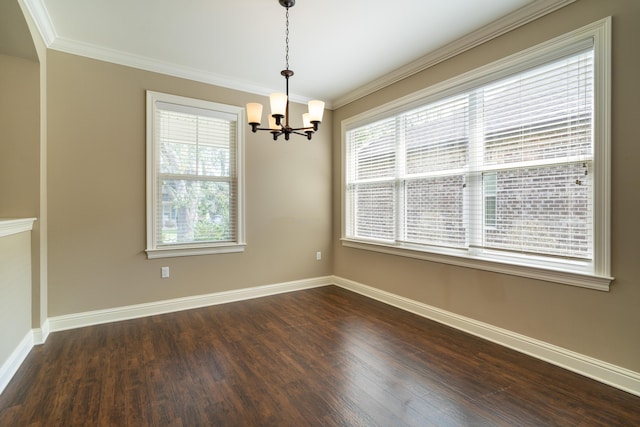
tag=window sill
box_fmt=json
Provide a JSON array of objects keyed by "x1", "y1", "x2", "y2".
[
  {"x1": 341, "y1": 238, "x2": 613, "y2": 291},
  {"x1": 146, "y1": 243, "x2": 245, "y2": 259}
]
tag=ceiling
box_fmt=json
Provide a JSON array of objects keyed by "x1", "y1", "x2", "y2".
[{"x1": 16, "y1": 0, "x2": 574, "y2": 108}]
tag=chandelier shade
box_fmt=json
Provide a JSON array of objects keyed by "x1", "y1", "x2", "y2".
[
  {"x1": 246, "y1": 103, "x2": 263, "y2": 125},
  {"x1": 246, "y1": 0, "x2": 324, "y2": 141}
]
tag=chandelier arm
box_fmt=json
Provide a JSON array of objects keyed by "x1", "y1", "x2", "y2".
[
  {"x1": 290, "y1": 130, "x2": 312, "y2": 136},
  {"x1": 250, "y1": 125, "x2": 313, "y2": 132}
]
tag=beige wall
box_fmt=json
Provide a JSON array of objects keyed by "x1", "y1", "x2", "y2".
[
  {"x1": 46, "y1": 51, "x2": 333, "y2": 316},
  {"x1": 0, "y1": 53, "x2": 39, "y2": 217},
  {"x1": 333, "y1": 0, "x2": 640, "y2": 372}
]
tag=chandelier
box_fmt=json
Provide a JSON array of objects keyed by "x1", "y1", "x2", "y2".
[{"x1": 246, "y1": 0, "x2": 324, "y2": 141}]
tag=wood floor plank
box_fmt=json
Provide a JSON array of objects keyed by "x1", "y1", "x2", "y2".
[{"x1": 1, "y1": 285, "x2": 639, "y2": 426}]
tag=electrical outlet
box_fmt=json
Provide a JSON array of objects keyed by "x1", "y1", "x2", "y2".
[
  {"x1": 161, "y1": 266, "x2": 170, "y2": 279},
  {"x1": 316, "y1": 251, "x2": 322, "y2": 261}
]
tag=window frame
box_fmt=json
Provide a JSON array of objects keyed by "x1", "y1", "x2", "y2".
[
  {"x1": 146, "y1": 91, "x2": 246, "y2": 259},
  {"x1": 341, "y1": 18, "x2": 612, "y2": 290}
]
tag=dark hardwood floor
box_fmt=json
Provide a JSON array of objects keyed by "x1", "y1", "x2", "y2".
[{"x1": 1, "y1": 285, "x2": 639, "y2": 426}]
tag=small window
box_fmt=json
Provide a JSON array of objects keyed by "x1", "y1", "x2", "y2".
[{"x1": 146, "y1": 91, "x2": 245, "y2": 259}]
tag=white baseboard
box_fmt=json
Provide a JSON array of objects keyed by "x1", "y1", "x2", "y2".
[
  {"x1": 5, "y1": 275, "x2": 637, "y2": 399},
  {"x1": 48, "y1": 276, "x2": 332, "y2": 333},
  {"x1": 331, "y1": 275, "x2": 640, "y2": 397},
  {"x1": 0, "y1": 332, "x2": 34, "y2": 395},
  {"x1": 32, "y1": 319, "x2": 50, "y2": 345}
]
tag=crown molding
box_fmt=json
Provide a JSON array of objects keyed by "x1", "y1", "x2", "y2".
[
  {"x1": 18, "y1": 0, "x2": 56, "y2": 46},
  {"x1": 20, "y1": 0, "x2": 575, "y2": 110},
  {"x1": 51, "y1": 35, "x2": 303, "y2": 100},
  {"x1": 53, "y1": 35, "x2": 314, "y2": 105},
  {"x1": 18, "y1": 0, "x2": 314, "y2": 105},
  {"x1": 331, "y1": 0, "x2": 577, "y2": 108}
]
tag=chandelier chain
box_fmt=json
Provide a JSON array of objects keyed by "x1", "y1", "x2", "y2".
[{"x1": 285, "y1": 8, "x2": 290, "y2": 70}]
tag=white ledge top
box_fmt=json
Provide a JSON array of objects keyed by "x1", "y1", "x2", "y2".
[{"x1": 0, "y1": 218, "x2": 37, "y2": 238}]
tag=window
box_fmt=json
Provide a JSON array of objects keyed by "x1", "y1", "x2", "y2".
[
  {"x1": 146, "y1": 91, "x2": 245, "y2": 258},
  {"x1": 342, "y1": 18, "x2": 612, "y2": 290}
]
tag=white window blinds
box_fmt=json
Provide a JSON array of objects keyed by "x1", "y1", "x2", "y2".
[
  {"x1": 346, "y1": 118, "x2": 396, "y2": 241},
  {"x1": 403, "y1": 95, "x2": 469, "y2": 248},
  {"x1": 472, "y1": 48, "x2": 594, "y2": 259},
  {"x1": 155, "y1": 102, "x2": 238, "y2": 246},
  {"x1": 345, "y1": 44, "x2": 596, "y2": 264},
  {"x1": 146, "y1": 92, "x2": 244, "y2": 258}
]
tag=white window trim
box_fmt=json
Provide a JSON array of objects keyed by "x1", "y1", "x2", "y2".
[
  {"x1": 341, "y1": 18, "x2": 612, "y2": 291},
  {"x1": 145, "y1": 91, "x2": 246, "y2": 259}
]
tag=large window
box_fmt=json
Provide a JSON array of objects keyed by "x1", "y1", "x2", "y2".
[
  {"x1": 343, "y1": 19, "x2": 612, "y2": 290},
  {"x1": 146, "y1": 91, "x2": 245, "y2": 258}
]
